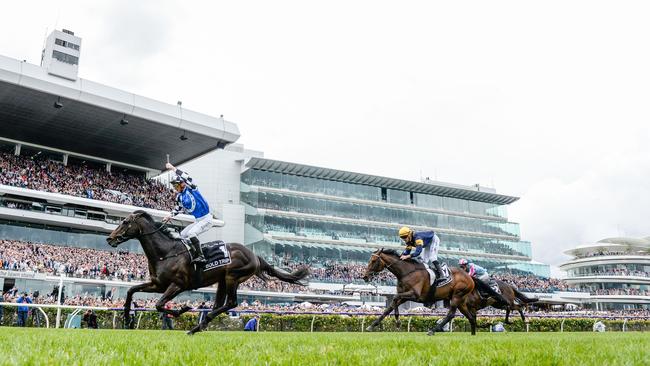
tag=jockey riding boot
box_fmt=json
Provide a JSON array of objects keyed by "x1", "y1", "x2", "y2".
[
  {"x1": 189, "y1": 237, "x2": 207, "y2": 264},
  {"x1": 432, "y1": 260, "x2": 443, "y2": 285}
]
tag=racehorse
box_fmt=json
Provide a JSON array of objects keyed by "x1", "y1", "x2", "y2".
[
  {"x1": 362, "y1": 248, "x2": 479, "y2": 335},
  {"x1": 467, "y1": 279, "x2": 538, "y2": 324},
  {"x1": 106, "y1": 210, "x2": 309, "y2": 335}
]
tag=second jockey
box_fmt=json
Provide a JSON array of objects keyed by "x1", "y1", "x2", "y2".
[
  {"x1": 458, "y1": 258, "x2": 499, "y2": 293},
  {"x1": 398, "y1": 226, "x2": 443, "y2": 285},
  {"x1": 163, "y1": 163, "x2": 212, "y2": 264}
]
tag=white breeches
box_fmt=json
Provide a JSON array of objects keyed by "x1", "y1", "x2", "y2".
[
  {"x1": 476, "y1": 273, "x2": 490, "y2": 283},
  {"x1": 180, "y1": 214, "x2": 214, "y2": 239},
  {"x1": 421, "y1": 234, "x2": 440, "y2": 263}
]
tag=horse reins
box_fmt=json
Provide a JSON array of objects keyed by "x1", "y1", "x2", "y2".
[
  {"x1": 370, "y1": 253, "x2": 428, "y2": 279},
  {"x1": 136, "y1": 219, "x2": 189, "y2": 261}
]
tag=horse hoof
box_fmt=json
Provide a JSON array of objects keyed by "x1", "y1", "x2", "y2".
[
  {"x1": 395, "y1": 322, "x2": 402, "y2": 330},
  {"x1": 365, "y1": 326, "x2": 374, "y2": 332},
  {"x1": 427, "y1": 329, "x2": 435, "y2": 336}
]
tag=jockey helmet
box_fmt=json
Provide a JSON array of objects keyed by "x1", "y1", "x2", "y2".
[
  {"x1": 398, "y1": 226, "x2": 412, "y2": 241},
  {"x1": 458, "y1": 258, "x2": 468, "y2": 266},
  {"x1": 170, "y1": 175, "x2": 184, "y2": 186}
]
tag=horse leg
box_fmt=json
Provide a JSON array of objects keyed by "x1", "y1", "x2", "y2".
[
  {"x1": 123, "y1": 281, "x2": 158, "y2": 328},
  {"x1": 193, "y1": 278, "x2": 227, "y2": 332},
  {"x1": 367, "y1": 291, "x2": 414, "y2": 331},
  {"x1": 154, "y1": 283, "x2": 186, "y2": 317},
  {"x1": 504, "y1": 308, "x2": 511, "y2": 324},
  {"x1": 457, "y1": 303, "x2": 477, "y2": 335},
  {"x1": 394, "y1": 299, "x2": 407, "y2": 330},
  {"x1": 428, "y1": 305, "x2": 456, "y2": 336},
  {"x1": 188, "y1": 279, "x2": 239, "y2": 335},
  {"x1": 518, "y1": 307, "x2": 526, "y2": 323}
]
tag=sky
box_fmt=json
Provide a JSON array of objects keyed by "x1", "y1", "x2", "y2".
[{"x1": 2, "y1": 1, "x2": 649, "y2": 273}]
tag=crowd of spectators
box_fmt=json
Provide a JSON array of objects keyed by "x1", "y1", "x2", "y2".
[
  {"x1": 0, "y1": 239, "x2": 608, "y2": 294},
  {"x1": 573, "y1": 250, "x2": 640, "y2": 259},
  {"x1": 0, "y1": 240, "x2": 149, "y2": 282},
  {"x1": 0, "y1": 151, "x2": 174, "y2": 210},
  {"x1": 571, "y1": 269, "x2": 650, "y2": 278},
  {"x1": 592, "y1": 288, "x2": 650, "y2": 296},
  {"x1": 5, "y1": 238, "x2": 650, "y2": 298},
  {"x1": 492, "y1": 273, "x2": 580, "y2": 293}
]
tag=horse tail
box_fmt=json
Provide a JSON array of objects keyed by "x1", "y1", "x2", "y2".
[
  {"x1": 513, "y1": 288, "x2": 538, "y2": 304},
  {"x1": 256, "y1": 256, "x2": 310, "y2": 286}
]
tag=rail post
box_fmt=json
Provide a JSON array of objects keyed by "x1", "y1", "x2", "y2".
[
  {"x1": 310, "y1": 315, "x2": 316, "y2": 333},
  {"x1": 55, "y1": 275, "x2": 64, "y2": 328},
  {"x1": 112, "y1": 311, "x2": 117, "y2": 329},
  {"x1": 37, "y1": 307, "x2": 50, "y2": 328},
  {"x1": 561, "y1": 318, "x2": 566, "y2": 332},
  {"x1": 361, "y1": 317, "x2": 365, "y2": 332},
  {"x1": 136, "y1": 312, "x2": 143, "y2": 329},
  {"x1": 623, "y1": 319, "x2": 627, "y2": 332},
  {"x1": 526, "y1": 322, "x2": 530, "y2": 333},
  {"x1": 407, "y1": 317, "x2": 412, "y2": 333}
]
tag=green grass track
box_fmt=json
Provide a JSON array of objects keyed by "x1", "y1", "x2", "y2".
[{"x1": 0, "y1": 328, "x2": 648, "y2": 365}]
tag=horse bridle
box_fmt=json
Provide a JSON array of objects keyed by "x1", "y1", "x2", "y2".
[
  {"x1": 116, "y1": 217, "x2": 186, "y2": 261},
  {"x1": 369, "y1": 252, "x2": 425, "y2": 279},
  {"x1": 367, "y1": 253, "x2": 395, "y2": 280}
]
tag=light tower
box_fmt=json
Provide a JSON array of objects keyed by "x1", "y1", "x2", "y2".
[{"x1": 40, "y1": 29, "x2": 82, "y2": 81}]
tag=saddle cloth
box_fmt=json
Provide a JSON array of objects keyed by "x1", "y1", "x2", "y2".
[
  {"x1": 182, "y1": 240, "x2": 231, "y2": 272},
  {"x1": 425, "y1": 263, "x2": 452, "y2": 287}
]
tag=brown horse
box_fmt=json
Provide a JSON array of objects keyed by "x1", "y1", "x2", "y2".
[
  {"x1": 362, "y1": 248, "x2": 479, "y2": 335},
  {"x1": 106, "y1": 210, "x2": 309, "y2": 335},
  {"x1": 467, "y1": 279, "x2": 538, "y2": 324}
]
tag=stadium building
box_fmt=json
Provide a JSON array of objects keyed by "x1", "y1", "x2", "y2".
[
  {"x1": 238, "y1": 158, "x2": 550, "y2": 277},
  {"x1": 1, "y1": 29, "x2": 552, "y2": 307},
  {"x1": 559, "y1": 237, "x2": 650, "y2": 310}
]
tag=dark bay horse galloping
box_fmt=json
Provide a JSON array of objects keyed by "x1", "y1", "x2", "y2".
[
  {"x1": 362, "y1": 248, "x2": 479, "y2": 335},
  {"x1": 106, "y1": 210, "x2": 309, "y2": 335},
  {"x1": 467, "y1": 279, "x2": 539, "y2": 324}
]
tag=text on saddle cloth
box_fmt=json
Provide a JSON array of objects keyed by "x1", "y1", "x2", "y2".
[{"x1": 183, "y1": 240, "x2": 231, "y2": 271}]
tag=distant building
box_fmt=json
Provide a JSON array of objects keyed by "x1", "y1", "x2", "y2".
[
  {"x1": 559, "y1": 237, "x2": 650, "y2": 310},
  {"x1": 240, "y1": 158, "x2": 550, "y2": 277}
]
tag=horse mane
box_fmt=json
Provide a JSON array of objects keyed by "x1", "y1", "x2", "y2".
[
  {"x1": 133, "y1": 210, "x2": 163, "y2": 228},
  {"x1": 379, "y1": 248, "x2": 400, "y2": 257}
]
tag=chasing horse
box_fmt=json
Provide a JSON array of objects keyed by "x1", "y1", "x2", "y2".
[
  {"x1": 458, "y1": 258, "x2": 538, "y2": 324},
  {"x1": 106, "y1": 210, "x2": 309, "y2": 335},
  {"x1": 466, "y1": 278, "x2": 539, "y2": 324},
  {"x1": 363, "y1": 248, "x2": 482, "y2": 335}
]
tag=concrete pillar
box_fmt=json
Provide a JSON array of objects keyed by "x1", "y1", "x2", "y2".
[
  {"x1": 62, "y1": 154, "x2": 69, "y2": 166},
  {"x1": 14, "y1": 144, "x2": 21, "y2": 156},
  {"x1": 106, "y1": 162, "x2": 111, "y2": 173}
]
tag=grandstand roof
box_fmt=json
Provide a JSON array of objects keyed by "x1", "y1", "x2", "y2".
[
  {"x1": 0, "y1": 55, "x2": 239, "y2": 170},
  {"x1": 245, "y1": 158, "x2": 519, "y2": 204},
  {"x1": 563, "y1": 236, "x2": 650, "y2": 256}
]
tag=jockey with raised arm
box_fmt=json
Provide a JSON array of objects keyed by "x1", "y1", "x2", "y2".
[
  {"x1": 398, "y1": 226, "x2": 443, "y2": 285},
  {"x1": 163, "y1": 163, "x2": 211, "y2": 264}
]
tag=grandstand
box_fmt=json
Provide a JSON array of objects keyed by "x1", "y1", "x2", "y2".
[
  {"x1": 560, "y1": 237, "x2": 650, "y2": 310},
  {"x1": 0, "y1": 28, "x2": 587, "y2": 315},
  {"x1": 0, "y1": 29, "x2": 245, "y2": 306}
]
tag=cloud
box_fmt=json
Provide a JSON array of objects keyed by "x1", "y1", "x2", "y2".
[{"x1": 512, "y1": 146, "x2": 650, "y2": 268}]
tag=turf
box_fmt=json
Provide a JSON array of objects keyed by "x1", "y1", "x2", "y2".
[{"x1": 0, "y1": 328, "x2": 647, "y2": 366}]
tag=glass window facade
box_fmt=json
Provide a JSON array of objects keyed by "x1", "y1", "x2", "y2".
[
  {"x1": 242, "y1": 169, "x2": 509, "y2": 218},
  {"x1": 242, "y1": 168, "x2": 548, "y2": 277},
  {"x1": 241, "y1": 190, "x2": 520, "y2": 237},
  {"x1": 52, "y1": 50, "x2": 79, "y2": 65},
  {"x1": 567, "y1": 264, "x2": 650, "y2": 278}
]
